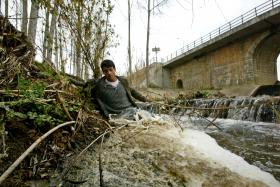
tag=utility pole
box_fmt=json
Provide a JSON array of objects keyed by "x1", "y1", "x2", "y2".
[
  {"x1": 128, "y1": 0, "x2": 132, "y2": 83},
  {"x1": 145, "y1": 0, "x2": 151, "y2": 88},
  {"x1": 152, "y1": 46, "x2": 160, "y2": 62},
  {"x1": 145, "y1": 0, "x2": 167, "y2": 88}
]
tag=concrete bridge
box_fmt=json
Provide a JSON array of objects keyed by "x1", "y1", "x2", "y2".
[{"x1": 131, "y1": 0, "x2": 280, "y2": 94}]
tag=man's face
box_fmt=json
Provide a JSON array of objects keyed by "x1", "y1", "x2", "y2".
[{"x1": 102, "y1": 66, "x2": 117, "y2": 82}]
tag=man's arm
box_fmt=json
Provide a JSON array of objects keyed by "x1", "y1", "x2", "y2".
[
  {"x1": 96, "y1": 98, "x2": 110, "y2": 119},
  {"x1": 130, "y1": 88, "x2": 147, "y2": 102},
  {"x1": 118, "y1": 76, "x2": 148, "y2": 102}
]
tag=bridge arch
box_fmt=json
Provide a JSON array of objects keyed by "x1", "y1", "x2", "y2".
[{"x1": 253, "y1": 32, "x2": 280, "y2": 85}]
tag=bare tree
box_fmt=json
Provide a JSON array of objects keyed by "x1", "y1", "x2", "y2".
[
  {"x1": 46, "y1": 13, "x2": 57, "y2": 62},
  {"x1": 21, "y1": 0, "x2": 28, "y2": 33},
  {"x1": 17, "y1": 0, "x2": 115, "y2": 78},
  {"x1": 59, "y1": 30, "x2": 64, "y2": 72},
  {"x1": 128, "y1": 0, "x2": 132, "y2": 83},
  {"x1": 54, "y1": 24, "x2": 59, "y2": 69},
  {"x1": 142, "y1": 0, "x2": 168, "y2": 87},
  {"x1": 42, "y1": 9, "x2": 49, "y2": 60},
  {"x1": 69, "y1": 37, "x2": 74, "y2": 74},
  {"x1": 15, "y1": 0, "x2": 18, "y2": 29},
  {"x1": 58, "y1": 18, "x2": 65, "y2": 73},
  {"x1": 75, "y1": 2, "x2": 82, "y2": 77},
  {"x1": 4, "y1": 0, "x2": 8, "y2": 17},
  {"x1": 28, "y1": 0, "x2": 39, "y2": 44}
]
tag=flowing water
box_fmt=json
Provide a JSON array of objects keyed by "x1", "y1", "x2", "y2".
[
  {"x1": 177, "y1": 117, "x2": 280, "y2": 181},
  {"x1": 140, "y1": 96, "x2": 280, "y2": 181},
  {"x1": 143, "y1": 96, "x2": 280, "y2": 123}
]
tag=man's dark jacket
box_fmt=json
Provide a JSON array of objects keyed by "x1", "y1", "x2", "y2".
[{"x1": 91, "y1": 76, "x2": 146, "y2": 118}]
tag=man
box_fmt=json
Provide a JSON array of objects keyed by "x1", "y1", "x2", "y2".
[{"x1": 92, "y1": 59, "x2": 147, "y2": 119}]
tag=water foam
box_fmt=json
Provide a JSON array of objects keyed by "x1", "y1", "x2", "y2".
[{"x1": 179, "y1": 128, "x2": 280, "y2": 187}]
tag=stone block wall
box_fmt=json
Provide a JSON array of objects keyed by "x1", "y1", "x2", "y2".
[{"x1": 130, "y1": 62, "x2": 163, "y2": 88}]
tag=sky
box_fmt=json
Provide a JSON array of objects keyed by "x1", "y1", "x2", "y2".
[
  {"x1": 1, "y1": 0, "x2": 279, "y2": 78},
  {"x1": 107, "y1": 0, "x2": 280, "y2": 77}
]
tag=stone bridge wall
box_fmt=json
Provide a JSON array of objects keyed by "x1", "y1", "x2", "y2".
[{"x1": 169, "y1": 32, "x2": 264, "y2": 89}]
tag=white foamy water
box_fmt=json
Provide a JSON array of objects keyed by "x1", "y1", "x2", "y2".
[
  {"x1": 179, "y1": 128, "x2": 280, "y2": 187},
  {"x1": 121, "y1": 110, "x2": 280, "y2": 187}
]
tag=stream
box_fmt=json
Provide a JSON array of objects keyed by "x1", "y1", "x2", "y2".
[
  {"x1": 142, "y1": 96, "x2": 280, "y2": 181},
  {"x1": 173, "y1": 116, "x2": 280, "y2": 181}
]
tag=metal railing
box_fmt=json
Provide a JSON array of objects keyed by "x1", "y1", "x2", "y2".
[{"x1": 163, "y1": 0, "x2": 280, "y2": 63}]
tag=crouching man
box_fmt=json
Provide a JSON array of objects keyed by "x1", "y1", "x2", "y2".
[{"x1": 91, "y1": 59, "x2": 148, "y2": 120}]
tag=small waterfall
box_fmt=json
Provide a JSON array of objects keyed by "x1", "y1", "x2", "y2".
[
  {"x1": 195, "y1": 96, "x2": 279, "y2": 122},
  {"x1": 140, "y1": 96, "x2": 280, "y2": 123}
]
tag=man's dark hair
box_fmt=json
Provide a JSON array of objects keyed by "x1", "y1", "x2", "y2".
[{"x1": 101, "y1": 59, "x2": 115, "y2": 70}]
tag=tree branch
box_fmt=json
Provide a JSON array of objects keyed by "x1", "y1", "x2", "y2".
[{"x1": 0, "y1": 121, "x2": 75, "y2": 185}]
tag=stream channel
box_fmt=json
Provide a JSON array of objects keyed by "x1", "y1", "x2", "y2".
[
  {"x1": 179, "y1": 117, "x2": 280, "y2": 181},
  {"x1": 144, "y1": 96, "x2": 280, "y2": 181}
]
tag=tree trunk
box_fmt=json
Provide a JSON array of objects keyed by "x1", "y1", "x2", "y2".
[
  {"x1": 145, "y1": 0, "x2": 151, "y2": 88},
  {"x1": 15, "y1": 0, "x2": 18, "y2": 29},
  {"x1": 59, "y1": 31, "x2": 64, "y2": 73},
  {"x1": 4, "y1": 0, "x2": 8, "y2": 17},
  {"x1": 93, "y1": 28, "x2": 102, "y2": 79},
  {"x1": 84, "y1": 63, "x2": 89, "y2": 80},
  {"x1": 75, "y1": 4, "x2": 82, "y2": 77},
  {"x1": 81, "y1": 59, "x2": 84, "y2": 79},
  {"x1": 21, "y1": 0, "x2": 28, "y2": 34},
  {"x1": 101, "y1": 13, "x2": 109, "y2": 61},
  {"x1": 84, "y1": 20, "x2": 91, "y2": 79},
  {"x1": 46, "y1": 13, "x2": 57, "y2": 63},
  {"x1": 43, "y1": 9, "x2": 49, "y2": 61},
  {"x1": 73, "y1": 40, "x2": 76, "y2": 75},
  {"x1": 70, "y1": 37, "x2": 73, "y2": 74},
  {"x1": 54, "y1": 24, "x2": 59, "y2": 70},
  {"x1": 28, "y1": 1, "x2": 39, "y2": 44},
  {"x1": 128, "y1": 0, "x2": 132, "y2": 83},
  {"x1": 57, "y1": 13, "x2": 64, "y2": 73}
]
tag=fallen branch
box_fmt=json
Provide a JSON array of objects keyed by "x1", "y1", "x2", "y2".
[
  {"x1": 0, "y1": 98, "x2": 55, "y2": 106},
  {"x1": 0, "y1": 121, "x2": 75, "y2": 185},
  {"x1": 0, "y1": 89, "x2": 74, "y2": 96},
  {"x1": 99, "y1": 133, "x2": 105, "y2": 187},
  {"x1": 89, "y1": 116, "x2": 113, "y2": 132},
  {"x1": 151, "y1": 98, "x2": 280, "y2": 111},
  {"x1": 192, "y1": 110, "x2": 222, "y2": 131},
  {"x1": 83, "y1": 105, "x2": 113, "y2": 131},
  {"x1": 77, "y1": 130, "x2": 110, "y2": 157},
  {"x1": 142, "y1": 89, "x2": 164, "y2": 97},
  {"x1": 0, "y1": 122, "x2": 7, "y2": 159},
  {"x1": 64, "y1": 178, "x2": 88, "y2": 185}
]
